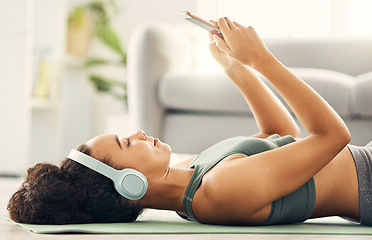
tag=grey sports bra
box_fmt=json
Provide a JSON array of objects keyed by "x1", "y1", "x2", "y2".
[{"x1": 181, "y1": 134, "x2": 316, "y2": 225}]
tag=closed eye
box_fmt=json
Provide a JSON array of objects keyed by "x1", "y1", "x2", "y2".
[{"x1": 115, "y1": 135, "x2": 122, "y2": 149}]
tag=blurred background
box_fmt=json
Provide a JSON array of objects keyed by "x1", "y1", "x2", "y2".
[{"x1": 0, "y1": 0, "x2": 371, "y2": 175}]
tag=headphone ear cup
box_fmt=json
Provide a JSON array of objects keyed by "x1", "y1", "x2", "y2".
[
  {"x1": 115, "y1": 169, "x2": 148, "y2": 200},
  {"x1": 68, "y1": 149, "x2": 148, "y2": 200}
]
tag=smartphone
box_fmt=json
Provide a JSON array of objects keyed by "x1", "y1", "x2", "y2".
[{"x1": 179, "y1": 11, "x2": 220, "y2": 33}]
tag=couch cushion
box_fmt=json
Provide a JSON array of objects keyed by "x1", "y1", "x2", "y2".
[
  {"x1": 158, "y1": 68, "x2": 356, "y2": 116},
  {"x1": 285, "y1": 68, "x2": 355, "y2": 116},
  {"x1": 265, "y1": 38, "x2": 372, "y2": 76},
  {"x1": 158, "y1": 69, "x2": 250, "y2": 114},
  {"x1": 352, "y1": 72, "x2": 372, "y2": 117}
]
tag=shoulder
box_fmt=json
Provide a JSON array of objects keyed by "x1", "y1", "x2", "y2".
[
  {"x1": 192, "y1": 163, "x2": 271, "y2": 225},
  {"x1": 191, "y1": 154, "x2": 261, "y2": 224}
]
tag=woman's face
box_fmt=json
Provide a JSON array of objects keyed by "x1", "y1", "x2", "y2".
[{"x1": 85, "y1": 130, "x2": 172, "y2": 179}]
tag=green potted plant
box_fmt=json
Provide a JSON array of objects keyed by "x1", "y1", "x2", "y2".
[{"x1": 67, "y1": 0, "x2": 127, "y2": 108}]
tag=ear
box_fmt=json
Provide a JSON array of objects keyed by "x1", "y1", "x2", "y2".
[{"x1": 115, "y1": 168, "x2": 148, "y2": 200}]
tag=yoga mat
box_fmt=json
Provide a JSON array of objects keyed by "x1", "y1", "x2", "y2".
[{"x1": 4, "y1": 209, "x2": 372, "y2": 235}]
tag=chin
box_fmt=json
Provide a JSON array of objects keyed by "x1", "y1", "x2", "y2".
[
  {"x1": 164, "y1": 143, "x2": 172, "y2": 158},
  {"x1": 159, "y1": 140, "x2": 172, "y2": 153},
  {"x1": 165, "y1": 143, "x2": 172, "y2": 152}
]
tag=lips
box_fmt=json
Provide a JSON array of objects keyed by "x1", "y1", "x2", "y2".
[{"x1": 154, "y1": 138, "x2": 158, "y2": 146}]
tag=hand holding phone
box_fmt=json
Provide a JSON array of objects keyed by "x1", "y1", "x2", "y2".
[{"x1": 179, "y1": 11, "x2": 220, "y2": 33}]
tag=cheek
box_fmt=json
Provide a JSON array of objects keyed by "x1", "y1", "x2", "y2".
[{"x1": 133, "y1": 145, "x2": 157, "y2": 163}]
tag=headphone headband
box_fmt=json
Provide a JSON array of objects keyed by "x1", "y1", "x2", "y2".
[
  {"x1": 68, "y1": 149, "x2": 148, "y2": 200},
  {"x1": 68, "y1": 149, "x2": 119, "y2": 180}
]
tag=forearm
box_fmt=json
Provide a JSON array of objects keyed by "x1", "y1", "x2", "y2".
[
  {"x1": 254, "y1": 52, "x2": 350, "y2": 143},
  {"x1": 224, "y1": 62, "x2": 299, "y2": 137},
  {"x1": 212, "y1": 17, "x2": 349, "y2": 146}
]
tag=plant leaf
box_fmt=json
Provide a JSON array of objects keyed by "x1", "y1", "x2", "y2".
[
  {"x1": 84, "y1": 58, "x2": 111, "y2": 68},
  {"x1": 86, "y1": 0, "x2": 110, "y2": 25},
  {"x1": 89, "y1": 75, "x2": 111, "y2": 92},
  {"x1": 67, "y1": 6, "x2": 86, "y2": 27},
  {"x1": 95, "y1": 24, "x2": 126, "y2": 58},
  {"x1": 89, "y1": 74, "x2": 126, "y2": 90}
]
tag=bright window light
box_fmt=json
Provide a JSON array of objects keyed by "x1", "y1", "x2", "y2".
[
  {"x1": 197, "y1": 0, "x2": 372, "y2": 38},
  {"x1": 347, "y1": 0, "x2": 372, "y2": 36}
]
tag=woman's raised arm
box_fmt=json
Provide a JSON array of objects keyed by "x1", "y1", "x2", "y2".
[
  {"x1": 213, "y1": 17, "x2": 351, "y2": 145},
  {"x1": 209, "y1": 34, "x2": 299, "y2": 138}
]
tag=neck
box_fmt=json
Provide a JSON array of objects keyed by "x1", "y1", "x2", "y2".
[{"x1": 139, "y1": 167, "x2": 194, "y2": 212}]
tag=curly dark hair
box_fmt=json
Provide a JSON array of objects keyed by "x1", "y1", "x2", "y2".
[{"x1": 7, "y1": 144, "x2": 144, "y2": 225}]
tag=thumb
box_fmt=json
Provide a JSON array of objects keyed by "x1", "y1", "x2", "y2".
[
  {"x1": 213, "y1": 34, "x2": 232, "y2": 55},
  {"x1": 208, "y1": 40, "x2": 220, "y2": 55},
  {"x1": 208, "y1": 20, "x2": 219, "y2": 42}
]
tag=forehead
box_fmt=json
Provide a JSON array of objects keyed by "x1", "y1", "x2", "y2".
[
  {"x1": 85, "y1": 134, "x2": 116, "y2": 157},
  {"x1": 86, "y1": 134, "x2": 114, "y2": 145}
]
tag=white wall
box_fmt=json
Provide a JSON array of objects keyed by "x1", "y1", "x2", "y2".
[
  {"x1": 0, "y1": 0, "x2": 200, "y2": 174},
  {"x1": 215, "y1": 0, "x2": 372, "y2": 38},
  {"x1": 89, "y1": 0, "x2": 199, "y2": 136},
  {"x1": 115, "y1": 0, "x2": 198, "y2": 49},
  {"x1": 0, "y1": 0, "x2": 33, "y2": 174}
]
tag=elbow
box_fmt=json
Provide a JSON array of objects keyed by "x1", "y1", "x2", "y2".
[
  {"x1": 336, "y1": 121, "x2": 352, "y2": 147},
  {"x1": 342, "y1": 130, "x2": 352, "y2": 146},
  {"x1": 284, "y1": 118, "x2": 301, "y2": 138},
  {"x1": 336, "y1": 131, "x2": 351, "y2": 152},
  {"x1": 312, "y1": 117, "x2": 351, "y2": 148},
  {"x1": 291, "y1": 125, "x2": 301, "y2": 138},
  {"x1": 329, "y1": 128, "x2": 351, "y2": 150},
  {"x1": 277, "y1": 124, "x2": 301, "y2": 138}
]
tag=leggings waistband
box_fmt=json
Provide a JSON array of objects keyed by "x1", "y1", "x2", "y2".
[{"x1": 348, "y1": 144, "x2": 372, "y2": 226}]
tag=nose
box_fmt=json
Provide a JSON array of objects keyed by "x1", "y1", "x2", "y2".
[{"x1": 137, "y1": 130, "x2": 147, "y2": 140}]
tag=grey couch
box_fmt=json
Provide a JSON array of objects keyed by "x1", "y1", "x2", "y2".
[{"x1": 127, "y1": 21, "x2": 372, "y2": 154}]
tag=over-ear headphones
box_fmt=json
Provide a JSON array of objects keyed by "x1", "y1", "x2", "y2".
[{"x1": 68, "y1": 149, "x2": 148, "y2": 200}]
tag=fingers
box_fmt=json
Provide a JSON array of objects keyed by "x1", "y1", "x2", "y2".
[
  {"x1": 212, "y1": 34, "x2": 231, "y2": 55},
  {"x1": 223, "y1": 17, "x2": 237, "y2": 30},
  {"x1": 233, "y1": 21, "x2": 246, "y2": 29},
  {"x1": 210, "y1": 17, "x2": 249, "y2": 58},
  {"x1": 209, "y1": 19, "x2": 217, "y2": 26},
  {"x1": 209, "y1": 20, "x2": 225, "y2": 40},
  {"x1": 209, "y1": 30, "x2": 218, "y2": 41},
  {"x1": 208, "y1": 39, "x2": 220, "y2": 57},
  {"x1": 217, "y1": 17, "x2": 229, "y2": 34},
  {"x1": 217, "y1": 17, "x2": 241, "y2": 42},
  {"x1": 208, "y1": 20, "x2": 219, "y2": 41},
  {"x1": 218, "y1": 17, "x2": 239, "y2": 31}
]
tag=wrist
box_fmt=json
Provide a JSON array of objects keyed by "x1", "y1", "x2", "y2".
[
  {"x1": 252, "y1": 51, "x2": 276, "y2": 73},
  {"x1": 223, "y1": 59, "x2": 245, "y2": 72},
  {"x1": 224, "y1": 61, "x2": 251, "y2": 83}
]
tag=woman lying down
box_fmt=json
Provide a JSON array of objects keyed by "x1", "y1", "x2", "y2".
[{"x1": 8, "y1": 17, "x2": 372, "y2": 226}]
